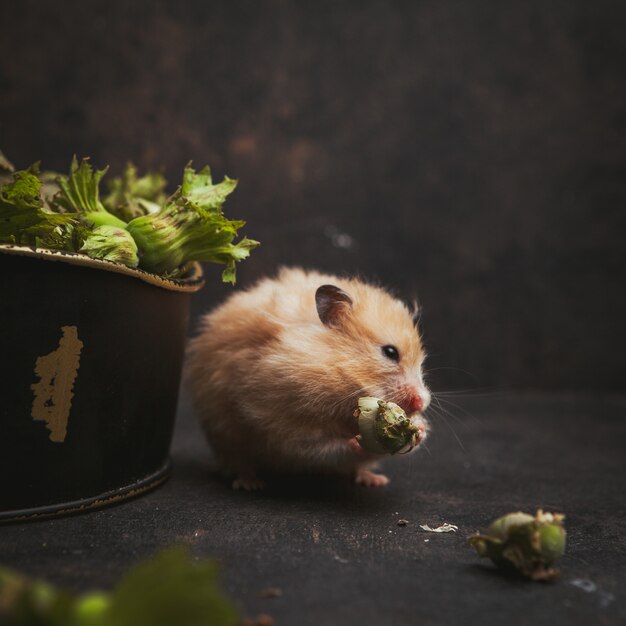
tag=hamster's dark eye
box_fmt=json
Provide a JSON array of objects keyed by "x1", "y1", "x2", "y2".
[{"x1": 381, "y1": 345, "x2": 400, "y2": 362}]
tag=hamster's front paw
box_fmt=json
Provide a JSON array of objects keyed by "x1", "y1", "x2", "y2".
[
  {"x1": 232, "y1": 475, "x2": 266, "y2": 491},
  {"x1": 347, "y1": 436, "x2": 368, "y2": 456},
  {"x1": 347, "y1": 436, "x2": 380, "y2": 460},
  {"x1": 355, "y1": 468, "x2": 390, "y2": 487}
]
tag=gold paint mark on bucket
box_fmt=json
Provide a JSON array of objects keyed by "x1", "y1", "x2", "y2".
[{"x1": 30, "y1": 325, "x2": 83, "y2": 442}]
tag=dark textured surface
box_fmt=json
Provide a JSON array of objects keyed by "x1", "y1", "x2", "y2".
[
  {"x1": 1, "y1": 0, "x2": 625, "y2": 390},
  {"x1": 2, "y1": 391, "x2": 625, "y2": 625}
]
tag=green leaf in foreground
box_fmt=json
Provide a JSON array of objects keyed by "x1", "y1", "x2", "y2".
[
  {"x1": 72, "y1": 593, "x2": 109, "y2": 626},
  {"x1": 468, "y1": 510, "x2": 567, "y2": 581},
  {"x1": 126, "y1": 165, "x2": 259, "y2": 282},
  {"x1": 104, "y1": 547, "x2": 238, "y2": 626},
  {"x1": 0, "y1": 566, "x2": 75, "y2": 626},
  {"x1": 102, "y1": 162, "x2": 167, "y2": 222},
  {"x1": 0, "y1": 548, "x2": 239, "y2": 626}
]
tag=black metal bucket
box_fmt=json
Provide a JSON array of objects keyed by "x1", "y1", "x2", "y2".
[{"x1": 0, "y1": 245, "x2": 204, "y2": 522}]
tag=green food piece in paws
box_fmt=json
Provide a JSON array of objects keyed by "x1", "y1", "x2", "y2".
[{"x1": 355, "y1": 397, "x2": 420, "y2": 455}]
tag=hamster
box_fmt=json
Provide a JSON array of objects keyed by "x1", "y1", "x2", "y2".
[{"x1": 185, "y1": 267, "x2": 431, "y2": 490}]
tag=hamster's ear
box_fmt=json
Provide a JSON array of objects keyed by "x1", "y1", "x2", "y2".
[
  {"x1": 410, "y1": 299, "x2": 421, "y2": 330},
  {"x1": 315, "y1": 284, "x2": 353, "y2": 328}
]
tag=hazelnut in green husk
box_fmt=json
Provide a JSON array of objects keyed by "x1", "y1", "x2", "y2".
[
  {"x1": 79, "y1": 225, "x2": 139, "y2": 267},
  {"x1": 354, "y1": 397, "x2": 420, "y2": 455},
  {"x1": 468, "y1": 510, "x2": 566, "y2": 581}
]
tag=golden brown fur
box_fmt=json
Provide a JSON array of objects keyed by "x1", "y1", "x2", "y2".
[{"x1": 185, "y1": 267, "x2": 430, "y2": 488}]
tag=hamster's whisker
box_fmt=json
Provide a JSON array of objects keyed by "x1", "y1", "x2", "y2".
[
  {"x1": 425, "y1": 402, "x2": 466, "y2": 451},
  {"x1": 429, "y1": 395, "x2": 466, "y2": 427},
  {"x1": 434, "y1": 388, "x2": 498, "y2": 398},
  {"x1": 432, "y1": 394, "x2": 482, "y2": 425},
  {"x1": 423, "y1": 366, "x2": 479, "y2": 382}
]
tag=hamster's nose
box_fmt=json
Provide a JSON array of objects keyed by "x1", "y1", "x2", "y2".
[
  {"x1": 407, "y1": 394, "x2": 424, "y2": 413},
  {"x1": 401, "y1": 391, "x2": 424, "y2": 414}
]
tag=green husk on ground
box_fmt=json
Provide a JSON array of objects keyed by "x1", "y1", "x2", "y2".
[
  {"x1": 0, "y1": 547, "x2": 239, "y2": 626},
  {"x1": 468, "y1": 510, "x2": 567, "y2": 581}
]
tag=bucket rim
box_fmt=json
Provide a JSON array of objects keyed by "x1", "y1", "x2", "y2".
[
  {"x1": 0, "y1": 243, "x2": 205, "y2": 293},
  {"x1": 0, "y1": 459, "x2": 172, "y2": 524}
]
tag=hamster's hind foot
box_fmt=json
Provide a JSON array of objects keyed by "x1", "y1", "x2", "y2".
[
  {"x1": 355, "y1": 469, "x2": 390, "y2": 487},
  {"x1": 232, "y1": 475, "x2": 266, "y2": 491}
]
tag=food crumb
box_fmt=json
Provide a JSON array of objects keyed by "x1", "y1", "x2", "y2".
[
  {"x1": 257, "y1": 587, "x2": 283, "y2": 599},
  {"x1": 397, "y1": 519, "x2": 409, "y2": 526},
  {"x1": 419, "y1": 523, "x2": 458, "y2": 533}
]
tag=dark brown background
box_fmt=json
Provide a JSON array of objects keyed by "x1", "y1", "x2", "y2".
[{"x1": 2, "y1": 0, "x2": 625, "y2": 391}]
